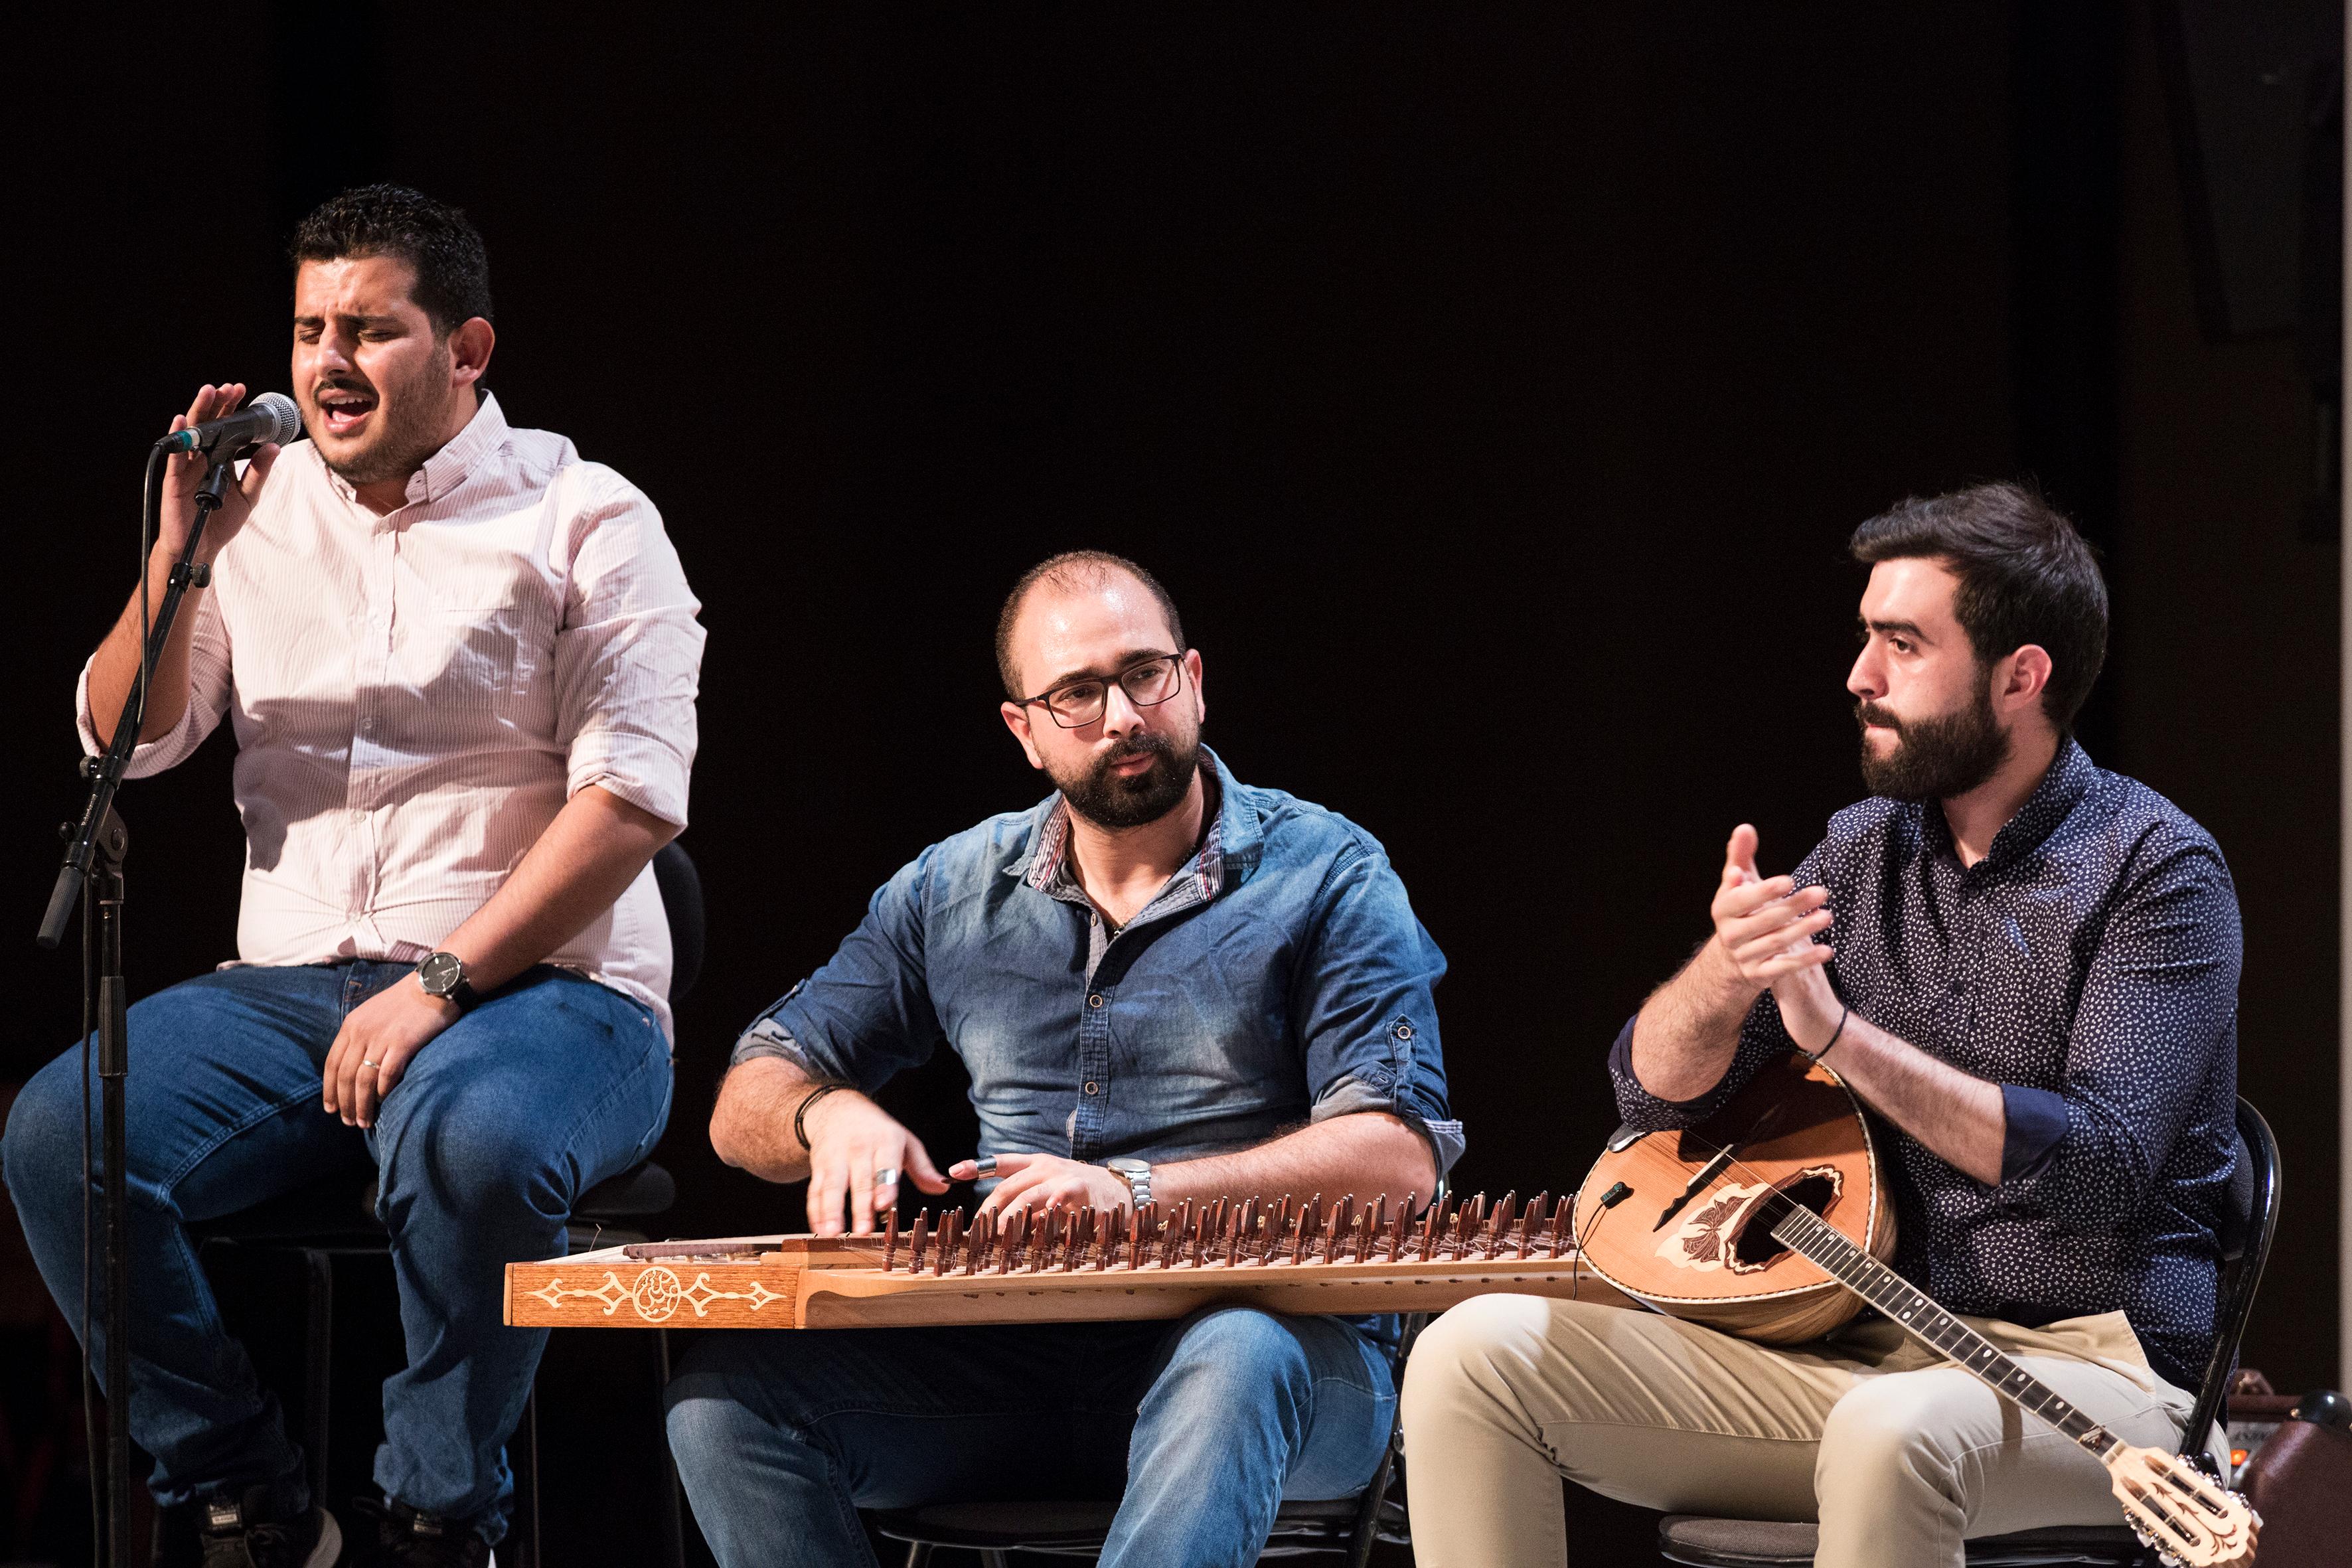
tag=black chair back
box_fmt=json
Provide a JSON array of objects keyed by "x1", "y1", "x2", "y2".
[
  {"x1": 2179, "y1": 1096, "x2": 2282, "y2": 1460},
  {"x1": 652, "y1": 841, "x2": 704, "y2": 1002}
]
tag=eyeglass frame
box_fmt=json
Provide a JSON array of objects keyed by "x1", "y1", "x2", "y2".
[{"x1": 1011, "y1": 650, "x2": 1191, "y2": 729}]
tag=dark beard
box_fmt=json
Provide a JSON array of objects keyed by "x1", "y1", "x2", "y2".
[
  {"x1": 1055, "y1": 732, "x2": 1201, "y2": 830},
  {"x1": 1855, "y1": 683, "x2": 2010, "y2": 802}
]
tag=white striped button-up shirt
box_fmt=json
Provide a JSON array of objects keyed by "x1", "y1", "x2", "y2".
[{"x1": 78, "y1": 394, "x2": 704, "y2": 1040}]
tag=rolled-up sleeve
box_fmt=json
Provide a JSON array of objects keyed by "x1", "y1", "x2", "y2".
[
  {"x1": 1293, "y1": 842, "x2": 1464, "y2": 1182},
  {"x1": 1994, "y1": 840, "x2": 2240, "y2": 1224},
  {"x1": 75, "y1": 589, "x2": 232, "y2": 777},
  {"x1": 730, "y1": 848, "x2": 949, "y2": 1093},
  {"x1": 552, "y1": 470, "x2": 704, "y2": 828}
]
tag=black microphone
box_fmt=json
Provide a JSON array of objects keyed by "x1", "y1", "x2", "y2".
[{"x1": 156, "y1": 392, "x2": 303, "y2": 455}]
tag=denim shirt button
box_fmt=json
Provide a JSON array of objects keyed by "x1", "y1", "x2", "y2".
[
  {"x1": 1083, "y1": 1081, "x2": 1100, "y2": 1095},
  {"x1": 1393, "y1": 1023, "x2": 1413, "y2": 1040},
  {"x1": 1087, "y1": 993, "x2": 1104, "y2": 1009}
]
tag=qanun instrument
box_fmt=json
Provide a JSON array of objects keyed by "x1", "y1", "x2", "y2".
[
  {"x1": 505, "y1": 1189, "x2": 1633, "y2": 1332},
  {"x1": 1574, "y1": 1054, "x2": 2258, "y2": 1568}
]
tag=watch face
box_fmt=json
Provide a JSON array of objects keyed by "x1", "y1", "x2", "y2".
[
  {"x1": 1107, "y1": 1158, "x2": 1148, "y2": 1176},
  {"x1": 418, "y1": 953, "x2": 462, "y2": 994}
]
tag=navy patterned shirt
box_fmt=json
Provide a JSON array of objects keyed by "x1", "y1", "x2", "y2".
[{"x1": 1607, "y1": 739, "x2": 2240, "y2": 1390}]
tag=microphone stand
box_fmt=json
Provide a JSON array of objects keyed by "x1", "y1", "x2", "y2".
[{"x1": 37, "y1": 445, "x2": 236, "y2": 1568}]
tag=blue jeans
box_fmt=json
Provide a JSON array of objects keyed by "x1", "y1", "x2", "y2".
[
  {"x1": 1, "y1": 961, "x2": 672, "y2": 1540},
  {"x1": 664, "y1": 1306, "x2": 1396, "y2": 1568}
]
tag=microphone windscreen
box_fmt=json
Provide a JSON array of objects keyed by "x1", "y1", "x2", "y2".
[{"x1": 249, "y1": 392, "x2": 304, "y2": 446}]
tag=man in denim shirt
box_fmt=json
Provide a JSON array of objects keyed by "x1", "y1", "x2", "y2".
[{"x1": 665, "y1": 551, "x2": 1461, "y2": 1568}]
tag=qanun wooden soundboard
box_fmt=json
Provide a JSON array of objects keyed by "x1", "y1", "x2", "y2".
[{"x1": 506, "y1": 1190, "x2": 1632, "y2": 1330}]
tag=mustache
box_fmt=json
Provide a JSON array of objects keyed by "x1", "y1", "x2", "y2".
[{"x1": 1854, "y1": 700, "x2": 1905, "y2": 736}]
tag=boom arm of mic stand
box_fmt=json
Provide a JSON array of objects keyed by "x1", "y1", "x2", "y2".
[{"x1": 37, "y1": 447, "x2": 228, "y2": 949}]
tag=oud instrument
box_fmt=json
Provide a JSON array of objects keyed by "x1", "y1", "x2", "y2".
[
  {"x1": 505, "y1": 1190, "x2": 1633, "y2": 1332},
  {"x1": 1576, "y1": 1054, "x2": 2258, "y2": 1568}
]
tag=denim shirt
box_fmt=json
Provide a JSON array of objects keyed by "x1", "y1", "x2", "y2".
[{"x1": 733, "y1": 747, "x2": 1465, "y2": 1187}]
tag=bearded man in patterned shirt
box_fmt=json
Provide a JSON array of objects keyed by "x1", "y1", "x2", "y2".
[
  {"x1": 1400, "y1": 483, "x2": 2240, "y2": 1568},
  {"x1": 3, "y1": 187, "x2": 703, "y2": 1568}
]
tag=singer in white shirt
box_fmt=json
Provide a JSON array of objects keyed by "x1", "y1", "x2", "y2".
[{"x1": 3, "y1": 185, "x2": 703, "y2": 1568}]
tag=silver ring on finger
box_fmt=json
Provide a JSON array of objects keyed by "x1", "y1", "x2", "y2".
[
  {"x1": 873, "y1": 1167, "x2": 901, "y2": 1190},
  {"x1": 361, "y1": 1059, "x2": 382, "y2": 1070}
]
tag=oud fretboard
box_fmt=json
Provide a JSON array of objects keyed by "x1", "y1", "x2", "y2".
[{"x1": 1768, "y1": 1206, "x2": 2114, "y2": 1453}]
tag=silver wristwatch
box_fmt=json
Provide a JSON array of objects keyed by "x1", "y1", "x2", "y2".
[{"x1": 1105, "y1": 1156, "x2": 1154, "y2": 1208}]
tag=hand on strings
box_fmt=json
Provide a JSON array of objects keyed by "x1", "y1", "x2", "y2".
[
  {"x1": 1709, "y1": 823, "x2": 1835, "y2": 988},
  {"x1": 321, "y1": 977, "x2": 461, "y2": 1130},
  {"x1": 159, "y1": 384, "x2": 281, "y2": 562},
  {"x1": 800, "y1": 1089, "x2": 948, "y2": 1237},
  {"x1": 953, "y1": 1152, "x2": 1130, "y2": 1219}
]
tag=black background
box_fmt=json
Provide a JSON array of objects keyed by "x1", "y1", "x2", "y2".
[{"x1": 1, "y1": 5, "x2": 2341, "y2": 1562}]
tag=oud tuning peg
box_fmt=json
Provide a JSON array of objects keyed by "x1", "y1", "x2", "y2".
[
  {"x1": 907, "y1": 1210, "x2": 930, "y2": 1273},
  {"x1": 883, "y1": 1209, "x2": 901, "y2": 1272},
  {"x1": 1387, "y1": 1194, "x2": 1410, "y2": 1260},
  {"x1": 1547, "y1": 1199, "x2": 1571, "y2": 1257}
]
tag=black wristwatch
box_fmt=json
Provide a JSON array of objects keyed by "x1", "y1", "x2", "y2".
[{"x1": 416, "y1": 951, "x2": 480, "y2": 1012}]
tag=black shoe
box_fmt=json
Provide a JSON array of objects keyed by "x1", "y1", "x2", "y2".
[
  {"x1": 351, "y1": 1498, "x2": 493, "y2": 1568},
  {"x1": 196, "y1": 1486, "x2": 343, "y2": 1568}
]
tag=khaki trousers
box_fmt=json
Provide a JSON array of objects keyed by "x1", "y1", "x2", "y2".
[{"x1": 1399, "y1": 1296, "x2": 2219, "y2": 1568}]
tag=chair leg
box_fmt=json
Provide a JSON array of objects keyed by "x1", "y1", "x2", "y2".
[
  {"x1": 1344, "y1": 1443, "x2": 1401, "y2": 1568},
  {"x1": 901, "y1": 1545, "x2": 931, "y2": 1567},
  {"x1": 300, "y1": 1249, "x2": 333, "y2": 1512},
  {"x1": 980, "y1": 1552, "x2": 1010, "y2": 1568},
  {"x1": 509, "y1": 1391, "x2": 540, "y2": 1568},
  {"x1": 655, "y1": 1328, "x2": 686, "y2": 1568}
]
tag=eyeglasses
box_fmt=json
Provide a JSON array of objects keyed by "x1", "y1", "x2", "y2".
[{"x1": 1016, "y1": 653, "x2": 1187, "y2": 728}]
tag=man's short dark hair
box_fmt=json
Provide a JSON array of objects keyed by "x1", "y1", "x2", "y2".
[
  {"x1": 996, "y1": 551, "x2": 1186, "y2": 698},
  {"x1": 1849, "y1": 481, "x2": 2109, "y2": 728},
  {"x1": 289, "y1": 185, "x2": 493, "y2": 335}
]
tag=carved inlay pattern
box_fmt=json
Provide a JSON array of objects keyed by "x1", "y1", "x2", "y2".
[{"x1": 526, "y1": 1267, "x2": 786, "y2": 1322}]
